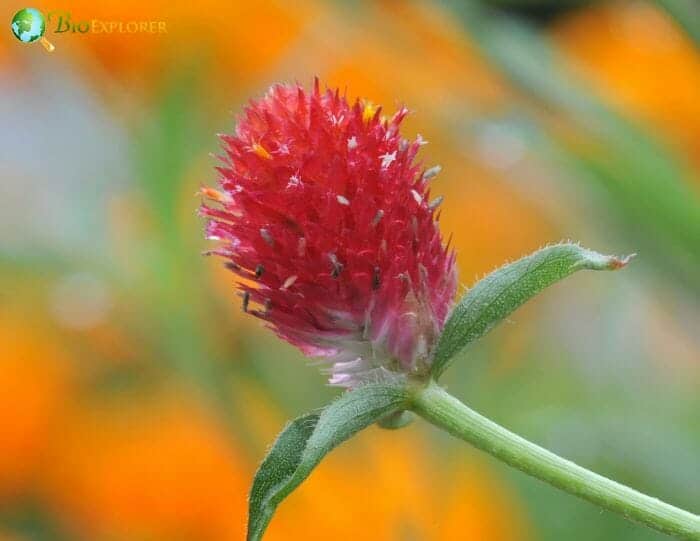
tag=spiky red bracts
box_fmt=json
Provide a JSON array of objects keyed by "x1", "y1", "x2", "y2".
[{"x1": 201, "y1": 81, "x2": 457, "y2": 387}]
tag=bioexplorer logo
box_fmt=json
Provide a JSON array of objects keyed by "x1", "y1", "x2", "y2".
[
  {"x1": 11, "y1": 8, "x2": 54, "y2": 52},
  {"x1": 11, "y1": 7, "x2": 167, "y2": 53}
]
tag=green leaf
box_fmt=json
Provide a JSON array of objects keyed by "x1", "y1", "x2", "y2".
[
  {"x1": 431, "y1": 243, "x2": 633, "y2": 379},
  {"x1": 247, "y1": 412, "x2": 319, "y2": 541},
  {"x1": 247, "y1": 383, "x2": 409, "y2": 541}
]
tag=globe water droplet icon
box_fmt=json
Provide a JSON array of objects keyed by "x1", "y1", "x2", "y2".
[{"x1": 11, "y1": 8, "x2": 55, "y2": 52}]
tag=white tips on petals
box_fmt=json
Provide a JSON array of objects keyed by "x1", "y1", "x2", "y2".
[{"x1": 411, "y1": 190, "x2": 423, "y2": 205}]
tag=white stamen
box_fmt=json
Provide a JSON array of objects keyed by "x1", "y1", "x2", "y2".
[
  {"x1": 287, "y1": 174, "x2": 301, "y2": 188},
  {"x1": 380, "y1": 151, "x2": 397, "y2": 169},
  {"x1": 347, "y1": 136, "x2": 358, "y2": 150},
  {"x1": 428, "y1": 195, "x2": 444, "y2": 210},
  {"x1": 416, "y1": 133, "x2": 428, "y2": 146},
  {"x1": 329, "y1": 113, "x2": 345, "y2": 126},
  {"x1": 329, "y1": 373, "x2": 352, "y2": 385},
  {"x1": 336, "y1": 195, "x2": 350, "y2": 206},
  {"x1": 281, "y1": 275, "x2": 298, "y2": 290},
  {"x1": 423, "y1": 165, "x2": 441, "y2": 180},
  {"x1": 260, "y1": 228, "x2": 274, "y2": 247},
  {"x1": 328, "y1": 252, "x2": 343, "y2": 278},
  {"x1": 332, "y1": 359, "x2": 365, "y2": 372},
  {"x1": 411, "y1": 190, "x2": 423, "y2": 205}
]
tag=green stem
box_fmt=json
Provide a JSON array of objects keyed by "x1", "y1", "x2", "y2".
[{"x1": 410, "y1": 381, "x2": 700, "y2": 540}]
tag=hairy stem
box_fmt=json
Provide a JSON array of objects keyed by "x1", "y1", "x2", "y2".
[{"x1": 410, "y1": 381, "x2": 700, "y2": 540}]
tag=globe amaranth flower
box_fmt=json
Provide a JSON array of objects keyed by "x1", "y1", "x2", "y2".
[{"x1": 200, "y1": 80, "x2": 457, "y2": 388}]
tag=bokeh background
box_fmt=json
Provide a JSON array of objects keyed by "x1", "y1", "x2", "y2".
[{"x1": 1, "y1": 0, "x2": 699, "y2": 539}]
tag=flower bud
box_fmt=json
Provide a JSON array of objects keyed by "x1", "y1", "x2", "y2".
[{"x1": 202, "y1": 80, "x2": 457, "y2": 387}]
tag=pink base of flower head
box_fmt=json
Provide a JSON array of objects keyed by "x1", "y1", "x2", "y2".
[{"x1": 201, "y1": 80, "x2": 457, "y2": 387}]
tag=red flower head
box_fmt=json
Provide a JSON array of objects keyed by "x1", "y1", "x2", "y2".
[{"x1": 201, "y1": 80, "x2": 457, "y2": 388}]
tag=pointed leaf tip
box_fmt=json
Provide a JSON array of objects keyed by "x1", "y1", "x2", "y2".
[
  {"x1": 431, "y1": 243, "x2": 633, "y2": 379},
  {"x1": 610, "y1": 253, "x2": 636, "y2": 270}
]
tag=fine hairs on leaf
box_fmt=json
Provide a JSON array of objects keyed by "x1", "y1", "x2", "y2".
[
  {"x1": 431, "y1": 242, "x2": 634, "y2": 379},
  {"x1": 247, "y1": 383, "x2": 409, "y2": 541}
]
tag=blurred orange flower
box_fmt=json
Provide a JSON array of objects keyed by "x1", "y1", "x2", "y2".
[
  {"x1": 40, "y1": 390, "x2": 249, "y2": 541},
  {"x1": 553, "y1": 2, "x2": 700, "y2": 168},
  {"x1": 0, "y1": 315, "x2": 72, "y2": 503}
]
